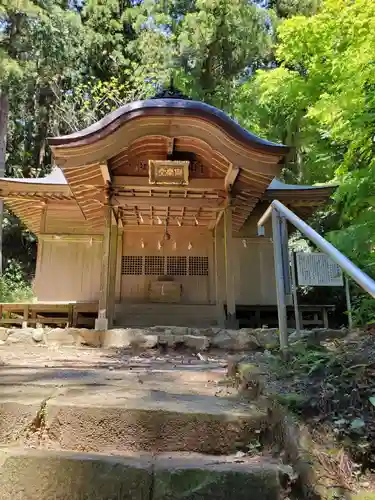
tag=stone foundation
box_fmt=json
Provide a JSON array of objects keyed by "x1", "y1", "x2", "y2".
[{"x1": 0, "y1": 325, "x2": 350, "y2": 351}]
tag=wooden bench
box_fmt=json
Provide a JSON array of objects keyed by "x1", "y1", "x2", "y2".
[
  {"x1": 0, "y1": 301, "x2": 98, "y2": 328},
  {"x1": 235, "y1": 304, "x2": 335, "y2": 329},
  {"x1": 294, "y1": 304, "x2": 336, "y2": 329}
]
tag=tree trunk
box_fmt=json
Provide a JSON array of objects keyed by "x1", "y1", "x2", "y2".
[{"x1": 0, "y1": 91, "x2": 9, "y2": 275}]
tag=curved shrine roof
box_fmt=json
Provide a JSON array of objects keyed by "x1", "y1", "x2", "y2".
[
  {"x1": 0, "y1": 95, "x2": 334, "y2": 233},
  {"x1": 0, "y1": 167, "x2": 67, "y2": 186},
  {"x1": 48, "y1": 98, "x2": 289, "y2": 156}
]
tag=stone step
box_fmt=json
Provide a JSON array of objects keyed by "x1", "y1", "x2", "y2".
[
  {"x1": 117, "y1": 303, "x2": 217, "y2": 310},
  {"x1": 0, "y1": 447, "x2": 283, "y2": 500},
  {"x1": 115, "y1": 318, "x2": 217, "y2": 327},
  {"x1": 115, "y1": 303, "x2": 219, "y2": 327},
  {"x1": 0, "y1": 364, "x2": 267, "y2": 455}
]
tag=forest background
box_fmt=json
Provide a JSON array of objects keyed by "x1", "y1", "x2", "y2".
[{"x1": 0, "y1": 0, "x2": 374, "y2": 324}]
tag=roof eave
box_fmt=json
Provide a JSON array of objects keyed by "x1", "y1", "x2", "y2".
[
  {"x1": 264, "y1": 185, "x2": 336, "y2": 201},
  {"x1": 48, "y1": 99, "x2": 289, "y2": 157},
  {"x1": 0, "y1": 179, "x2": 72, "y2": 196}
]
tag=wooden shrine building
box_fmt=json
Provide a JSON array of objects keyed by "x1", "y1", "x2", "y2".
[{"x1": 0, "y1": 94, "x2": 334, "y2": 329}]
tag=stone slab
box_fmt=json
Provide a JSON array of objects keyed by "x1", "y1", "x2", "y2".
[
  {"x1": 44, "y1": 328, "x2": 76, "y2": 346},
  {"x1": 0, "y1": 448, "x2": 152, "y2": 500},
  {"x1": 153, "y1": 452, "x2": 281, "y2": 500},
  {"x1": 0, "y1": 345, "x2": 268, "y2": 456},
  {"x1": 100, "y1": 328, "x2": 158, "y2": 349},
  {"x1": 0, "y1": 449, "x2": 282, "y2": 500},
  {"x1": 45, "y1": 393, "x2": 266, "y2": 455},
  {"x1": 0, "y1": 362, "x2": 266, "y2": 455}
]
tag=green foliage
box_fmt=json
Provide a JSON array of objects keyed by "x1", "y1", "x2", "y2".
[
  {"x1": 268, "y1": 0, "x2": 321, "y2": 18},
  {"x1": 174, "y1": 0, "x2": 273, "y2": 108},
  {"x1": 1, "y1": 0, "x2": 84, "y2": 177},
  {"x1": 0, "y1": 260, "x2": 33, "y2": 303},
  {"x1": 353, "y1": 493, "x2": 375, "y2": 500},
  {"x1": 351, "y1": 294, "x2": 375, "y2": 327},
  {"x1": 273, "y1": 336, "x2": 375, "y2": 469},
  {"x1": 80, "y1": 0, "x2": 139, "y2": 80},
  {"x1": 273, "y1": 392, "x2": 308, "y2": 412},
  {"x1": 235, "y1": 0, "x2": 375, "y2": 323},
  {"x1": 126, "y1": 0, "x2": 274, "y2": 109},
  {"x1": 51, "y1": 76, "x2": 151, "y2": 133}
]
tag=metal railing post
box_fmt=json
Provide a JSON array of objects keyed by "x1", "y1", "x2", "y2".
[
  {"x1": 258, "y1": 200, "x2": 375, "y2": 343},
  {"x1": 272, "y1": 208, "x2": 289, "y2": 350},
  {"x1": 290, "y1": 250, "x2": 301, "y2": 334},
  {"x1": 280, "y1": 215, "x2": 291, "y2": 296}
]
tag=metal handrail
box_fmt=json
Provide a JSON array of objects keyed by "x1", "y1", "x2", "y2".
[
  {"x1": 257, "y1": 200, "x2": 375, "y2": 298},
  {"x1": 257, "y1": 200, "x2": 375, "y2": 349}
]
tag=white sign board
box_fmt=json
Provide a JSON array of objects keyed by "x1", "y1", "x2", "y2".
[{"x1": 295, "y1": 252, "x2": 344, "y2": 287}]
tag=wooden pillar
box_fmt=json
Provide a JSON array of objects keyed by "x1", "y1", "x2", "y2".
[
  {"x1": 214, "y1": 223, "x2": 225, "y2": 327},
  {"x1": 107, "y1": 212, "x2": 118, "y2": 328},
  {"x1": 115, "y1": 219, "x2": 123, "y2": 302},
  {"x1": 224, "y1": 207, "x2": 238, "y2": 328},
  {"x1": 95, "y1": 204, "x2": 111, "y2": 331},
  {"x1": 214, "y1": 227, "x2": 219, "y2": 307}
]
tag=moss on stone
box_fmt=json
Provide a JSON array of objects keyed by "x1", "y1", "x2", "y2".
[{"x1": 153, "y1": 465, "x2": 280, "y2": 500}]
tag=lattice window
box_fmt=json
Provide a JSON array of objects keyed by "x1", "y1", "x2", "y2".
[
  {"x1": 145, "y1": 256, "x2": 165, "y2": 275},
  {"x1": 189, "y1": 256, "x2": 209, "y2": 276},
  {"x1": 122, "y1": 256, "x2": 143, "y2": 275},
  {"x1": 167, "y1": 256, "x2": 187, "y2": 276},
  {"x1": 120, "y1": 255, "x2": 208, "y2": 276}
]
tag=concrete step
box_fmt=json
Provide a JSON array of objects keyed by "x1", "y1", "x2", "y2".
[
  {"x1": 0, "y1": 448, "x2": 283, "y2": 500},
  {"x1": 0, "y1": 362, "x2": 266, "y2": 455}
]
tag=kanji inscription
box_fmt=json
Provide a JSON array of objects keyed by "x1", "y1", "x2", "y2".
[
  {"x1": 149, "y1": 160, "x2": 189, "y2": 185},
  {"x1": 296, "y1": 252, "x2": 344, "y2": 287}
]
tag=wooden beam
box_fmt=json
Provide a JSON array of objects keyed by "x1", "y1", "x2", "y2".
[
  {"x1": 100, "y1": 162, "x2": 111, "y2": 185},
  {"x1": 167, "y1": 137, "x2": 174, "y2": 155},
  {"x1": 224, "y1": 165, "x2": 240, "y2": 191},
  {"x1": 38, "y1": 234, "x2": 103, "y2": 242},
  {"x1": 0, "y1": 181, "x2": 71, "y2": 195},
  {"x1": 112, "y1": 176, "x2": 224, "y2": 191},
  {"x1": 40, "y1": 204, "x2": 47, "y2": 233},
  {"x1": 114, "y1": 195, "x2": 225, "y2": 209}
]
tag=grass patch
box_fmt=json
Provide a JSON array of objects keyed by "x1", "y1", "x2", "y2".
[{"x1": 0, "y1": 260, "x2": 33, "y2": 302}]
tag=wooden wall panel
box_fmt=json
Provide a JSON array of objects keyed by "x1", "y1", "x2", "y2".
[
  {"x1": 34, "y1": 239, "x2": 102, "y2": 301},
  {"x1": 44, "y1": 200, "x2": 104, "y2": 235},
  {"x1": 120, "y1": 229, "x2": 212, "y2": 304},
  {"x1": 232, "y1": 238, "x2": 277, "y2": 305},
  {"x1": 258, "y1": 240, "x2": 277, "y2": 305}
]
